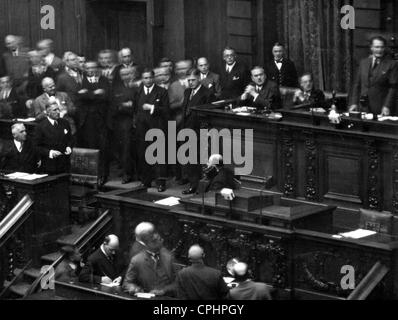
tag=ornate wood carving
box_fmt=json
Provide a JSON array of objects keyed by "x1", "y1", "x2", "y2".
[
  {"x1": 304, "y1": 132, "x2": 319, "y2": 201},
  {"x1": 280, "y1": 128, "x2": 296, "y2": 198},
  {"x1": 366, "y1": 140, "x2": 382, "y2": 211},
  {"x1": 392, "y1": 144, "x2": 398, "y2": 216}
]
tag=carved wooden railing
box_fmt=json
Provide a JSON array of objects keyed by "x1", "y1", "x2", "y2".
[
  {"x1": 0, "y1": 194, "x2": 34, "y2": 298},
  {"x1": 23, "y1": 209, "x2": 113, "y2": 298}
]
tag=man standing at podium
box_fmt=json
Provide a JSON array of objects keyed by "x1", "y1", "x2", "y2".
[
  {"x1": 33, "y1": 98, "x2": 73, "y2": 174},
  {"x1": 349, "y1": 36, "x2": 398, "y2": 116}
]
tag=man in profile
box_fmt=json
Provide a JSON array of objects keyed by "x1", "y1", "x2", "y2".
[
  {"x1": 293, "y1": 73, "x2": 325, "y2": 106},
  {"x1": 220, "y1": 47, "x2": 250, "y2": 99},
  {"x1": 37, "y1": 39, "x2": 64, "y2": 73},
  {"x1": 56, "y1": 52, "x2": 83, "y2": 104},
  {"x1": 128, "y1": 222, "x2": 156, "y2": 261},
  {"x1": 0, "y1": 123, "x2": 38, "y2": 173},
  {"x1": 197, "y1": 57, "x2": 221, "y2": 98},
  {"x1": 176, "y1": 245, "x2": 229, "y2": 300},
  {"x1": 240, "y1": 66, "x2": 281, "y2": 111},
  {"x1": 349, "y1": 36, "x2": 398, "y2": 116},
  {"x1": 265, "y1": 43, "x2": 298, "y2": 88}
]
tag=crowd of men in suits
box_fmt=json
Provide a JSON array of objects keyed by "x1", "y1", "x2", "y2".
[
  {"x1": 55, "y1": 222, "x2": 272, "y2": 300},
  {"x1": 0, "y1": 34, "x2": 397, "y2": 192}
]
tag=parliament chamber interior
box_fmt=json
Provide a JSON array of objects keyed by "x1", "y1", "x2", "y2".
[{"x1": 1, "y1": 0, "x2": 398, "y2": 302}]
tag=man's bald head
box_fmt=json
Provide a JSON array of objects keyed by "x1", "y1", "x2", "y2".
[
  {"x1": 233, "y1": 262, "x2": 250, "y2": 282},
  {"x1": 103, "y1": 234, "x2": 119, "y2": 257},
  {"x1": 135, "y1": 222, "x2": 155, "y2": 242},
  {"x1": 5, "y1": 35, "x2": 19, "y2": 51},
  {"x1": 188, "y1": 245, "x2": 205, "y2": 262},
  {"x1": 42, "y1": 77, "x2": 56, "y2": 95}
]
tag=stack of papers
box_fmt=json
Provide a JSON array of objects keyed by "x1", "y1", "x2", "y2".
[
  {"x1": 16, "y1": 118, "x2": 36, "y2": 123},
  {"x1": 6, "y1": 172, "x2": 48, "y2": 181},
  {"x1": 135, "y1": 293, "x2": 155, "y2": 299},
  {"x1": 154, "y1": 197, "x2": 180, "y2": 206},
  {"x1": 100, "y1": 282, "x2": 120, "y2": 288},
  {"x1": 338, "y1": 229, "x2": 377, "y2": 239}
]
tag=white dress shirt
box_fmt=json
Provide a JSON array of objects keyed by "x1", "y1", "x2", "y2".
[
  {"x1": 275, "y1": 59, "x2": 283, "y2": 70},
  {"x1": 226, "y1": 62, "x2": 236, "y2": 73},
  {"x1": 14, "y1": 140, "x2": 23, "y2": 153}
]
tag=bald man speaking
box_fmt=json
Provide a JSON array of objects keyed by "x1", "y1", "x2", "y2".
[{"x1": 176, "y1": 245, "x2": 229, "y2": 300}]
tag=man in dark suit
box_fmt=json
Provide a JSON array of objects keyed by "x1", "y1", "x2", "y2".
[
  {"x1": 56, "y1": 52, "x2": 83, "y2": 105},
  {"x1": 128, "y1": 222, "x2": 156, "y2": 262},
  {"x1": 98, "y1": 50, "x2": 118, "y2": 85},
  {"x1": 123, "y1": 232, "x2": 176, "y2": 297},
  {"x1": 201, "y1": 154, "x2": 238, "y2": 192},
  {"x1": 229, "y1": 262, "x2": 272, "y2": 300},
  {"x1": 219, "y1": 47, "x2": 250, "y2": 99},
  {"x1": 1, "y1": 35, "x2": 30, "y2": 88},
  {"x1": 135, "y1": 68, "x2": 170, "y2": 192},
  {"x1": 109, "y1": 67, "x2": 137, "y2": 184},
  {"x1": 197, "y1": 57, "x2": 221, "y2": 98},
  {"x1": 176, "y1": 245, "x2": 229, "y2": 300},
  {"x1": 113, "y1": 48, "x2": 139, "y2": 87},
  {"x1": 0, "y1": 123, "x2": 38, "y2": 173},
  {"x1": 349, "y1": 36, "x2": 398, "y2": 116},
  {"x1": 79, "y1": 235, "x2": 124, "y2": 285},
  {"x1": 181, "y1": 69, "x2": 215, "y2": 195},
  {"x1": 37, "y1": 39, "x2": 64, "y2": 73},
  {"x1": 240, "y1": 66, "x2": 281, "y2": 111},
  {"x1": 0, "y1": 76, "x2": 26, "y2": 118},
  {"x1": 265, "y1": 43, "x2": 298, "y2": 88},
  {"x1": 33, "y1": 99, "x2": 73, "y2": 175},
  {"x1": 293, "y1": 73, "x2": 325, "y2": 106}
]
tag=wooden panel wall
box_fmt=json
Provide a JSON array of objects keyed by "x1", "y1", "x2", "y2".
[{"x1": 0, "y1": 0, "x2": 86, "y2": 57}]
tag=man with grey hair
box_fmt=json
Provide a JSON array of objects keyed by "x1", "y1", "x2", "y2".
[
  {"x1": 128, "y1": 222, "x2": 156, "y2": 261},
  {"x1": 0, "y1": 123, "x2": 38, "y2": 173},
  {"x1": 37, "y1": 39, "x2": 64, "y2": 73},
  {"x1": 176, "y1": 245, "x2": 229, "y2": 300},
  {"x1": 32, "y1": 77, "x2": 76, "y2": 135},
  {"x1": 113, "y1": 48, "x2": 139, "y2": 87}
]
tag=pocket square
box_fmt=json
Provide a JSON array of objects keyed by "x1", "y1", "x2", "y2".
[
  {"x1": 208, "y1": 83, "x2": 213, "y2": 88},
  {"x1": 233, "y1": 76, "x2": 240, "y2": 81},
  {"x1": 64, "y1": 129, "x2": 68, "y2": 135}
]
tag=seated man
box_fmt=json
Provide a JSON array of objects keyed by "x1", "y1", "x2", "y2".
[
  {"x1": 202, "y1": 154, "x2": 238, "y2": 193},
  {"x1": 228, "y1": 262, "x2": 272, "y2": 300},
  {"x1": 293, "y1": 73, "x2": 325, "y2": 106},
  {"x1": 123, "y1": 232, "x2": 176, "y2": 297},
  {"x1": 0, "y1": 123, "x2": 38, "y2": 173},
  {"x1": 55, "y1": 245, "x2": 82, "y2": 282},
  {"x1": 32, "y1": 77, "x2": 76, "y2": 135},
  {"x1": 79, "y1": 235, "x2": 124, "y2": 285},
  {"x1": 176, "y1": 245, "x2": 229, "y2": 300},
  {"x1": 240, "y1": 66, "x2": 281, "y2": 112}
]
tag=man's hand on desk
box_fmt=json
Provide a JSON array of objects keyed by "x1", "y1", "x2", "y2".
[
  {"x1": 241, "y1": 85, "x2": 257, "y2": 101},
  {"x1": 94, "y1": 89, "x2": 105, "y2": 96},
  {"x1": 101, "y1": 276, "x2": 113, "y2": 284},
  {"x1": 49, "y1": 150, "x2": 63, "y2": 159},
  {"x1": 113, "y1": 276, "x2": 122, "y2": 285},
  {"x1": 381, "y1": 107, "x2": 391, "y2": 117},
  {"x1": 293, "y1": 90, "x2": 305, "y2": 103},
  {"x1": 348, "y1": 105, "x2": 358, "y2": 112},
  {"x1": 150, "y1": 289, "x2": 165, "y2": 296},
  {"x1": 65, "y1": 147, "x2": 72, "y2": 156}
]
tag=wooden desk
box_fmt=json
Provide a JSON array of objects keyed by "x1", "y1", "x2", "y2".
[
  {"x1": 96, "y1": 188, "x2": 398, "y2": 300},
  {"x1": 193, "y1": 106, "x2": 398, "y2": 216},
  {"x1": 0, "y1": 174, "x2": 71, "y2": 264}
]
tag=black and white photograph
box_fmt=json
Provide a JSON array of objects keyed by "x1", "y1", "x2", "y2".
[{"x1": 0, "y1": 0, "x2": 398, "y2": 309}]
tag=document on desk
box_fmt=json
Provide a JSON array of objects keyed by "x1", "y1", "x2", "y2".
[
  {"x1": 154, "y1": 197, "x2": 181, "y2": 206},
  {"x1": 16, "y1": 118, "x2": 36, "y2": 123},
  {"x1": 339, "y1": 229, "x2": 377, "y2": 239},
  {"x1": 100, "y1": 282, "x2": 120, "y2": 288},
  {"x1": 6, "y1": 173, "x2": 48, "y2": 181},
  {"x1": 135, "y1": 293, "x2": 156, "y2": 299},
  {"x1": 5, "y1": 172, "x2": 30, "y2": 179}
]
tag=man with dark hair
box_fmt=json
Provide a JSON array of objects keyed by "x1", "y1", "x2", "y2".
[
  {"x1": 197, "y1": 57, "x2": 221, "y2": 98},
  {"x1": 228, "y1": 262, "x2": 272, "y2": 300},
  {"x1": 134, "y1": 68, "x2": 170, "y2": 192},
  {"x1": 176, "y1": 245, "x2": 229, "y2": 300},
  {"x1": 0, "y1": 123, "x2": 38, "y2": 173},
  {"x1": 0, "y1": 76, "x2": 25, "y2": 118},
  {"x1": 240, "y1": 66, "x2": 281, "y2": 111},
  {"x1": 56, "y1": 52, "x2": 83, "y2": 104},
  {"x1": 349, "y1": 36, "x2": 398, "y2": 116},
  {"x1": 220, "y1": 47, "x2": 250, "y2": 99},
  {"x1": 33, "y1": 99, "x2": 73, "y2": 174},
  {"x1": 293, "y1": 73, "x2": 325, "y2": 106},
  {"x1": 79, "y1": 235, "x2": 124, "y2": 285},
  {"x1": 265, "y1": 43, "x2": 298, "y2": 88},
  {"x1": 55, "y1": 246, "x2": 82, "y2": 282},
  {"x1": 181, "y1": 68, "x2": 215, "y2": 195}
]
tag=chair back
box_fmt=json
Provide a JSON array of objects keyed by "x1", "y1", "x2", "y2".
[{"x1": 70, "y1": 148, "x2": 100, "y2": 187}]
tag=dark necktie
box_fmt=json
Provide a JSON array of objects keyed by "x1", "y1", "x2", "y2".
[
  {"x1": 189, "y1": 89, "x2": 195, "y2": 101},
  {"x1": 372, "y1": 58, "x2": 380, "y2": 70}
]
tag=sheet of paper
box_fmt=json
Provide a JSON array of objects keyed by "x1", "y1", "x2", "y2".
[
  {"x1": 18, "y1": 174, "x2": 49, "y2": 181},
  {"x1": 5, "y1": 172, "x2": 30, "y2": 179},
  {"x1": 100, "y1": 282, "x2": 120, "y2": 288},
  {"x1": 154, "y1": 197, "x2": 181, "y2": 206},
  {"x1": 16, "y1": 118, "x2": 36, "y2": 123},
  {"x1": 339, "y1": 229, "x2": 377, "y2": 239},
  {"x1": 135, "y1": 293, "x2": 155, "y2": 299}
]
